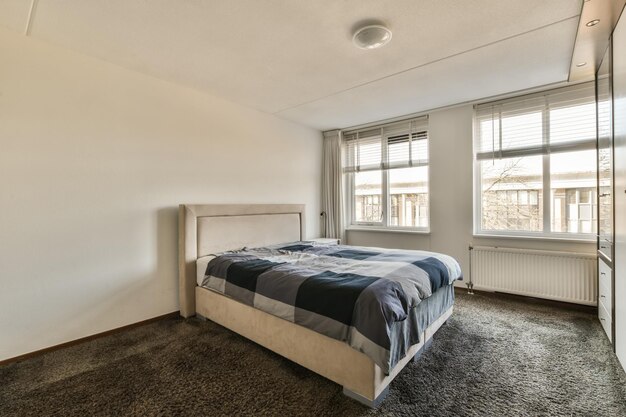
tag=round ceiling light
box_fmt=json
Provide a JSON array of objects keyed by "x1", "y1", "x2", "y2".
[
  {"x1": 353, "y1": 25, "x2": 392, "y2": 50},
  {"x1": 576, "y1": 62, "x2": 587, "y2": 67},
  {"x1": 586, "y1": 19, "x2": 600, "y2": 27}
]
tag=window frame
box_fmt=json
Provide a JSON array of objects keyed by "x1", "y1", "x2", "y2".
[
  {"x1": 473, "y1": 85, "x2": 597, "y2": 241},
  {"x1": 345, "y1": 125, "x2": 431, "y2": 233}
]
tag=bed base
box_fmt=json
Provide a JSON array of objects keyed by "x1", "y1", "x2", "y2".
[
  {"x1": 195, "y1": 286, "x2": 452, "y2": 408},
  {"x1": 342, "y1": 334, "x2": 435, "y2": 407},
  {"x1": 179, "y1": 204, "x2": 454, "y2": 408},
  {"x1": 410, "y1": 337, "x2": 434, "y2": 362},
  {"x1": 343, "y1": 385, "x2": 390, "y2": 408}
]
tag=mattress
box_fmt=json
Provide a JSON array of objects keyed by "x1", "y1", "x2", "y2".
[{"x1": 197, "y1": 255, "x2": 215, "y2": 286}]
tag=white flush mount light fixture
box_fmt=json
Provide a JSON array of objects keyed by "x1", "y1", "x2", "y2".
[
  {"x1": 586, "y1": 19, "x2": 600, "y2": 27},
  {"x1": 353, "y1": 25, "x2": 392, "y2": 50},
  {"x1": 576, "y1": 62, "x2": 587, "y2": 67}
]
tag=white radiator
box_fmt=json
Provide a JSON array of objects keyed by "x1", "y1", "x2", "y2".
[{"x1": 469, "y1": 246, "x2": 597, "y2": 306}]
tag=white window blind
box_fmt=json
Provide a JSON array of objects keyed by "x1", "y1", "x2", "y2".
[
  {"x1": 343, "y1": 116, "x2": 428, "y2": 173},
  {"x1": 474, "y1": 82, "x2": 596, "y2": 161}
]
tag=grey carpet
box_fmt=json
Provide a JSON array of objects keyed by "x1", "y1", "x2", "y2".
[{"x1": 1, "y1": 291, "x2": 625, "y2": 416}]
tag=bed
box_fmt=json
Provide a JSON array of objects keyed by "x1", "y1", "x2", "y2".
[{"x1": 178, "y1": 204, "x2": 462, "y2": 407}]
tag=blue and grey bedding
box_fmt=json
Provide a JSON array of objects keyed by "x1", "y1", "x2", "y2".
[{"x1": 200, "y1": 241, "x2": 463, "y2": 374}]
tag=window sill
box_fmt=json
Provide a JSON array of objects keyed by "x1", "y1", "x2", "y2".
[
  {"x1": 347, "y1": 226, "x2": 431, "y2": 235},
  {"x1": 473, "y1": 233, "x2": 596, "y2": 244}
]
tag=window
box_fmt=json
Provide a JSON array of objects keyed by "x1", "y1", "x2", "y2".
[
  {"x1": 474, "y1": 82, "x2": 597, "y2": 239},
  {"x1": 344, "y1": 117, "x2": 429, "y2": 230}
]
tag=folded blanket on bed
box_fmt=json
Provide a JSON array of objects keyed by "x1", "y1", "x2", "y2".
[{"x1": 201, "y1": 241, "x2": 462, "y2": 373}]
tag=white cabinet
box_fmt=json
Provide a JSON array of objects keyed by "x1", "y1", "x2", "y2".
[
  {"x1": 612, "y1": 12, "x2": 626, "y2": 369},
  {"x1": 596, "y1": 41, "x2": 615, "y2": 346}
]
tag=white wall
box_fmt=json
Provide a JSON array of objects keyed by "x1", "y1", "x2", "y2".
[
  {"x1": 0, "y1": 29, "x2": 322, "y2": 361},
  {"x1": 347, "y1": 105, "x2": 596, "y2": 280}
]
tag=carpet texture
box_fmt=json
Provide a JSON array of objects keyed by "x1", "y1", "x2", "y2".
[{"x1": 1, "y1": 291, "x2": 625, "y2": 416}]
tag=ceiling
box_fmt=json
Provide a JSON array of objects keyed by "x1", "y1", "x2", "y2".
[{"x1": 0, "y1": 0, "x2": 585, "y2": 130}]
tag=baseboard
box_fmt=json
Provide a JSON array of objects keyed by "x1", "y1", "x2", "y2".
[{"x1": 0, "y1": 311, "x2": 179, "y2": 366}]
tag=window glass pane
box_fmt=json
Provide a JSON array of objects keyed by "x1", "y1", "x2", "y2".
[
  {"x1": 579, "y1": 205, "x2": 592, "y2": 220},
  {"x1": 386, "y1": 133, "x2": 429, "y2": 168},
  {"x1": 549, "y1": 103, "x2": 596, "y2": 145},
  {"x1": 480, "y1": 156, "x2": 543, "y2": 232},
  {"x1": 389, "y1": 167, "x2": 428, "y2": 227},
  {"x1": 501, "y1": 111, "x2": 543, "y2": 151},
  {"x1": 411, "y1": 137, "x2": 429, "y2": 163},
  {"x1": 387, "y1": 136, "x2": 409, "y2": 166},
  {"x1": 550, "y1": 151, "x2": 597, "y2": 234},
  {"x1": 519, "y1": 190, "x2": 528, "y2": 204},
  {"x1": 354, "y1": 171, "x2": 383, "y2": 223},
  {"x1": 476, "y1": 118, "x2": 497, "y2": 154},
  {"x1": 358, "y1": 139, "x2": 382, "y2": 170},
  {"x1": 476, "y1": 110, "x2": 543, "y2": 154}
]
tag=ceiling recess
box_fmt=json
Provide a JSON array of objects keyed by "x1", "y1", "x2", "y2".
[{"x1": 568, "y1": 0, "x2": 625, "y2": 82}]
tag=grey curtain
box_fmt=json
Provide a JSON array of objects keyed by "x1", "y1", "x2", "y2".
[{"x1": 321, "y1": 130, "x2": 344, "y2": 240}]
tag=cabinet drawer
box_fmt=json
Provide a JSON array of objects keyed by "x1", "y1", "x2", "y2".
[
  {"x1": 598, "y1": 302, "x2": 612, "y2": 342},
  {"x1": 598, "y1": 240, "x2": 613, "y2": 261},
  {"x1": 599, "y1": 282, "x2": 612, "y2": 316},
  {"x1": 599, "y1": 258, "x2": 612, "y2": 292}
]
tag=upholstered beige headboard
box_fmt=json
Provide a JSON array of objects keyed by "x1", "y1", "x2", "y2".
[{"x1": 178, "y1": 204, "x2": 306, "y2": 317}]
